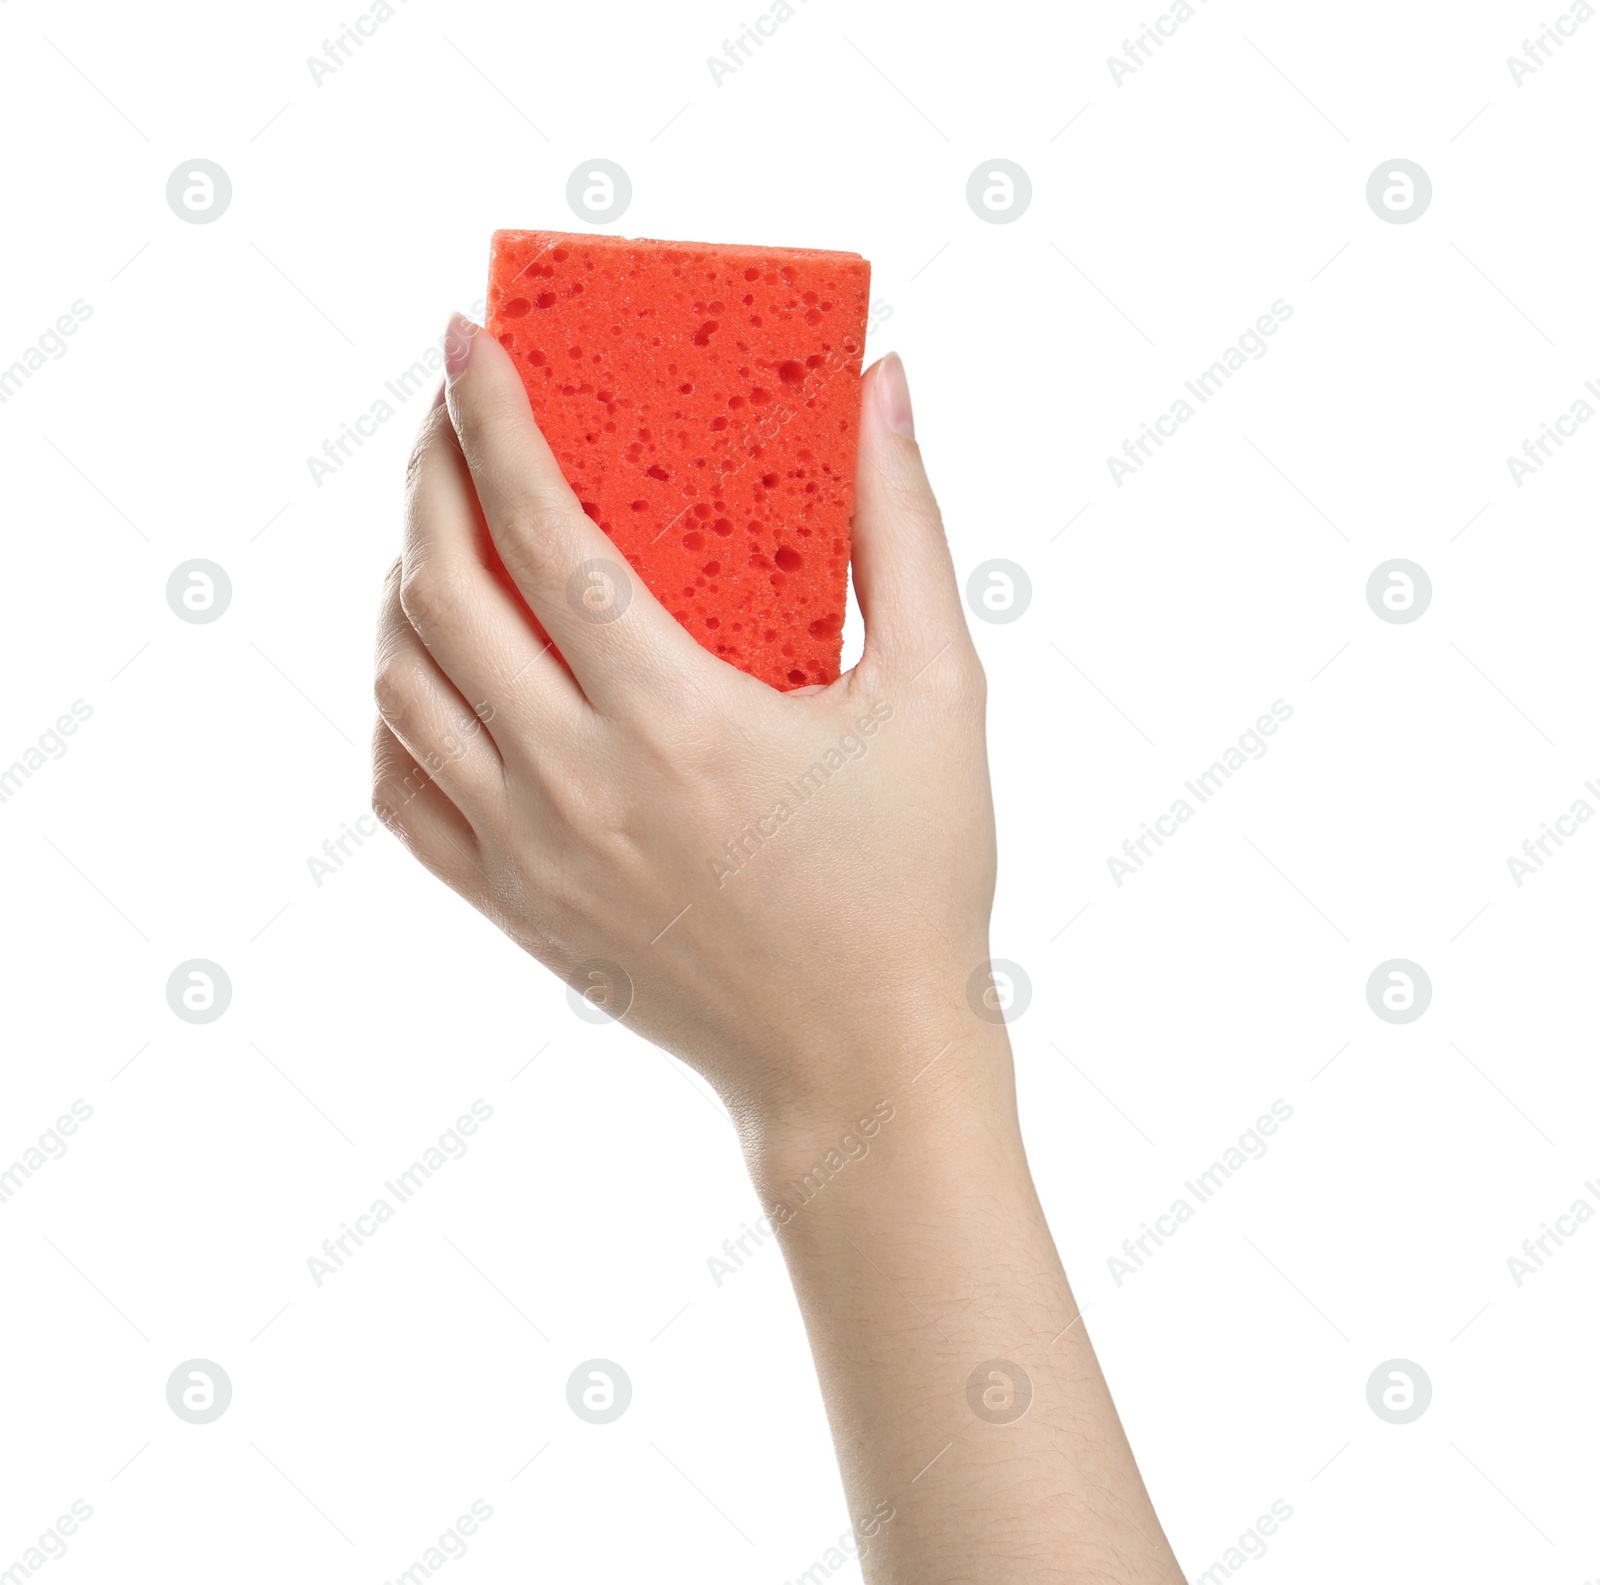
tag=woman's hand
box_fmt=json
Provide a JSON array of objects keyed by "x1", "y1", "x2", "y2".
[
  {"x1": 372, "y1": 316, "x2": 993, "y2": 1140},
  {"x1": 372, "y1": 315, "x2": 1182, "y2": 1583}
]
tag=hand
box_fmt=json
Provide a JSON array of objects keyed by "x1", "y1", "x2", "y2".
[
  {"x1": 372, "y1": 316, "x2": 993, "y2": 1138},
  {"x1": 372, "y1": 314, "x2": 1182, "y2": 1583}
]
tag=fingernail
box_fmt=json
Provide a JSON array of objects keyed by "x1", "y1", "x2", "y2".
[
  {"x1": 876, "y1": 352, "x2": 915, "y2": 440},
  {"x1": 444, "y1": 313, "x2": 478, "y2": 383}
]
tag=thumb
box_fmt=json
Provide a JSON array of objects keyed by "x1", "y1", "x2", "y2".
[{"x1": 850, "y1": 354, "x2": 971, "y2": 679}]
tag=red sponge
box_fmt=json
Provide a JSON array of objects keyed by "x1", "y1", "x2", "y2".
[{"x1": 486, "y1": 231, "x2": 870, "y2": 690}]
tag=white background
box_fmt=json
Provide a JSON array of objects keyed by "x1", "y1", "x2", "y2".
[{"x1": 2, "y1": 0, "x2": 1597, "y2": 1580}]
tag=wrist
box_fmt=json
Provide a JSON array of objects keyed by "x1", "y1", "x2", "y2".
[{"x1": 738, "y1": 1021, "x2": 1026, "y2": 1232}]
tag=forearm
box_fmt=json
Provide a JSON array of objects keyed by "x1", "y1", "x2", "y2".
[
  {"x1": 382, "y1": 331, "x2": 1180, "y2": 1578},
  {"x1": 747, "y1": 1028, "x2": 1183, "y2": 1584}
]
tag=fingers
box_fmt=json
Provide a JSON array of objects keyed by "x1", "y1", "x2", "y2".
[
  {"x1": 370, "y1": 718, "x2": 483, "y2": 890},
  {"x1": 441, "y1": 314, "x2": 713, "y2": 710},
  {"x1": 850, "y1": 355, "x2": 974, "y2": 681},
  {"x1": 400, "y1": 401, "x2": 585, "y2": 729},
  {"x1": 374, "y1": 561, "x2": 505, "y2": 813}
]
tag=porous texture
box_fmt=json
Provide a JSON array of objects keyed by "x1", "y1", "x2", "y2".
[{"x1": 487, "y1": 230, "x2": 870, "y2": 690}]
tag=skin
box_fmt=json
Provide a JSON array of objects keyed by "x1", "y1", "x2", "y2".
[{"x1": 372, "y1": 313, "x2": 1185, "y2": 1584}]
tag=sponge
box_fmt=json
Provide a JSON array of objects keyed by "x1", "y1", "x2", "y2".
[{"x1": 486, "y1": 231, "x2": 870, "y2": 690}]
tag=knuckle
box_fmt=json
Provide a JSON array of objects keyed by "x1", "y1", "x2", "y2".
[
  {"x1": 908, "y1": 637, "x2": 984, "y2": 712},
  {"x1": 498, "y1": 502, "x2": 573, "y2": 591},
  {"x1": 370, "y1": 786, "x2": 400, "y2": 833},
  {"x1": 370, "y1": 756, "x2": 413, "y2": 836},
  {"x1": 547, "y1": 775, "x2": 626, "y2": 840},
  {"x1": 373, "y1": 654, "x2": 414, "y2": 723},
  {"x1": 398, "y1": 557, "x2": 462, "y2": 637}
]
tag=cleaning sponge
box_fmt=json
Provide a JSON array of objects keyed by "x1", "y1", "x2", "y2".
[{"x1": 486, "y1": 230, "x2": 870, "y2": 690}]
